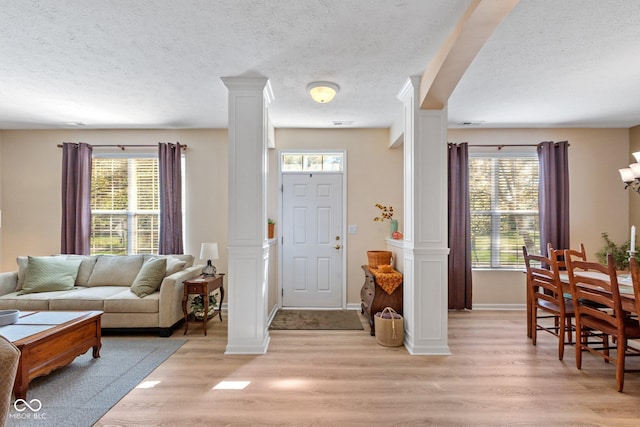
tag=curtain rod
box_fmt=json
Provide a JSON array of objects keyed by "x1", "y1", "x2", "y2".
[
  {"x1": 449, "y1": 142, "x2": 569, "y2": 150},
  {"x1": 57, "y1": 143, "x2": 187, "y2": 150}
]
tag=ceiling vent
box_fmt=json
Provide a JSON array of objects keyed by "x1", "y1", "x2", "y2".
[
  {"x1": 458, "y1": 121, "x2": 485, "y2": 126},
  {"x1": 332, "y1": 120, "x2": 354, "y2": 126}
]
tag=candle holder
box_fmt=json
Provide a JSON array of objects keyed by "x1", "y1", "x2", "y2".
[{"x1": 629, "y1": 250, "x2": 637, "y2": 266}]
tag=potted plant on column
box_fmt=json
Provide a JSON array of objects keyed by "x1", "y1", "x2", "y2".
[{"x1": 268, "y1": 218, "x2": 276, "y2": 239}]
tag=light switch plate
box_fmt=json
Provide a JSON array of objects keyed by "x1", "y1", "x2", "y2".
[{"x1": 348, "y1": 225, "x2": 358, "y2": 234}]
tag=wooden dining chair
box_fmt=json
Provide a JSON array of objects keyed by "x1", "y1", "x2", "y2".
[
  {"x1": 566, "y1": 253, "x2": 640, "y2": 392},
  {"x1": 630, "y1": 257, "x2": 640, "y2": 324},
  {"x1": 547, "y1": 242, "x2": 587, "y2": 271},
  {"x1": 523, "y1": 246, "x2": 574, "y2": 360}
]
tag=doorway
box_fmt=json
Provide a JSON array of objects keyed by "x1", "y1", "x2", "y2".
[{"x1": 280, "y1": 152, "x2": 346, "y2": 308}]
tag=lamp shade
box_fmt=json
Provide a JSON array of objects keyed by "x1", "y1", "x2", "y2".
[
  {"x1": 307, "y1": 81, "x2": 339, "y2": 103},
  {"x1": 620, "y1": 168, "x2": 635, "y2": 183},
  {"x1": 200, "y1": 242, "x2": 219, "y2": 261},
  {"x1": 630, "y1": 163, "x2": 640, "y2": 179}
]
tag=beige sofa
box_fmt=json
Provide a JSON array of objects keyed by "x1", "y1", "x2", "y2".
[{"x1": 0, "y1": 254, "x2": 202, "y2": 337}]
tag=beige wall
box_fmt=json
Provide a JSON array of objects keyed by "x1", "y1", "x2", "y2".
[
  {"x1": 0, "y1": 127, "x2": 402, "y2": 308},
  {"x1": 448, "y1": 128, "x2": 630, "y2": 307},
  {"x1": 0, "y1": 126, "x2": 630, "y2": 308},
  {"x1": 0, "y1": 129, "x2": 228, "y2": 272},
  {"x1": 629, "y1": 125, "x2": 640, "y2": 227},
  {"x1": 274, "y1": 128, "x2": 403, "y2": 306}
]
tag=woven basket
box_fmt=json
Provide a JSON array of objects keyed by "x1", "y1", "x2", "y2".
[
  {"x1": 367, "y1": 250, "x2": 392, "y2": 268},
  {"x1": 374, "y1": 307, "x2": 404, "y2": 347}
]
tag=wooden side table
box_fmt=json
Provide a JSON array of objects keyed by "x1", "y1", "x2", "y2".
[
  {"x1": 360, "y1": 265, "x2": 403, "y2": 336},
  {"x1": 182, "y1": 274, "x2": 225, "y2": 336}
]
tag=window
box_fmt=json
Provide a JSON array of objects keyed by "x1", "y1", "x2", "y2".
[
  {"x1": 90, "y1": 156, "x2": 159, "y2": 255},
  {"x1": 469, "y1": 153, "x2": 539, "y2": 269},
  {"x1": 281, "y1": 153, "x2": 343, "y2": 172}
]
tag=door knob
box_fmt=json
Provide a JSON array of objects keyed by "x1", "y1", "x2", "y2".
[{"x1": 334, "y1": 244, "x2": 341, "y2": 250}]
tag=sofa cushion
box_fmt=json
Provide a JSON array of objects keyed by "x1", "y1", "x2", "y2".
[
  {"x1": 87, "y1": 255, "x2": 144, "y2": 287},
  {"x1": 17, "y1": 255, "x2": 98, "y2": 290},
  {"x1": 48, "y1": 286, "x2": 125, "y2": 311},
  {"x1": 104, "y1": 289, "x2": 159, "y2": 313},
  {"x1": 18, "y1": 257, "x2": 82, "y2": 295},
  {"x1": 58, "y1": 255, "x2": 99, "y2": 287},
  {"x1": 16, "y1": 257, "x2": 28, "y2": 291},
  {"x1": 131, "y1": 257, "x2": 166, "y2": 298},
  {"x1": 0, "y1": 289, "x2": 80, "y2": 311}
]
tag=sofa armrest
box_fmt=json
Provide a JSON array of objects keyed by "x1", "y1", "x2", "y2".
[
  {"x1": 0, "y1": 271, "x2": 18, "y2": 296},
  {"x1": 157, "y1": 265, "x2": 203, "y2": 328}
]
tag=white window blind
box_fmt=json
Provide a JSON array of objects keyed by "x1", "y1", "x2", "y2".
[
  {"x1": 90, "y1": 157, "x2": 159, "y2": 254},
  {"x1": 469, "y1": 155, "x2": 539, "y2": 269}
]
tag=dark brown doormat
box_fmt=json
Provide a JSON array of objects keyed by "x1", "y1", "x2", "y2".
[{"x1": 269, "y1": 310, "x2": 364, "y2": 330}]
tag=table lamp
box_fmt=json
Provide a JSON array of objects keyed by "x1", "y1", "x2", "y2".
[{"x1": 200, "y1": 242, "x2": 219, "y2": 276}]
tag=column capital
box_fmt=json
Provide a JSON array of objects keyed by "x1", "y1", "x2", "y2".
[
  {"x1": 397, "y1": 76, "x2": 421, "y2": 104},
  {"x1": 221, "y1": 76, "x2": 269, "y2": 91}
]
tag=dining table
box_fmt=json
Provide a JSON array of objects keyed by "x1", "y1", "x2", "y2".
[
  {"x1": 526, "y1": 269, "x2": 638, "y2": 338},
  {"x1": 557, "y1": 270, "x2": 637, "y2": 314}
]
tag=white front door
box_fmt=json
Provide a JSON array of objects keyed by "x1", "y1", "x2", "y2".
[{"x1": 282, "y1": 173, "x2": 343, "y2": 308}]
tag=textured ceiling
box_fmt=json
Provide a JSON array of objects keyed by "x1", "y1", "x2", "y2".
[{"x1": 1, "y1": 0, "x2": 639, "y2": 130}]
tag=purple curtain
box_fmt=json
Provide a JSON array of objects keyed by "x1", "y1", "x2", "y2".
[
  {"x1": 61, "y1": 142, "x2": 93, "y2": 255},
  {"x1": 448, "y1": 143, "x2": 473, "y2": 309},
  {"x1": 537, "y1": 141, "x2": 570, "y2": 255},
  {"x1": 158, "y1": 142, "x2": 184, "y2": 254}
]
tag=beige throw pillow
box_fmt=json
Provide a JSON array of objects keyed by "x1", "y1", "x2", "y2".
[
  {"x1": 131, "y1": 257, "x2": 167, "y2": 298},
  {"x1": 18, "y1": 256, "x2": 82, "y2": 295},
  {"x1": 165, "y1": 256, "x2": 187, "y2": 276}
]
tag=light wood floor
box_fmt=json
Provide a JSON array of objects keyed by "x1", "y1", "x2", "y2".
[{"x1": 96, "y1": 311, "x2": 640, "y2": 426}]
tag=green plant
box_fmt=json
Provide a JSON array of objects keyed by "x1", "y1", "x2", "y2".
[
  {"x1": 191, "y1": 294, "x2": 217, "y2": 320},
  {"x1": 595, "y1": 232, "x2": 638, "y2": 271},
  {"x1": 268, "y1": 218, "x2": 276, "y2": 225}
]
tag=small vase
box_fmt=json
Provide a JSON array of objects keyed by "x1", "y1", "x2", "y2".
[{"x1": 390, "y1": 219, "x2": 398, "y2": 238}]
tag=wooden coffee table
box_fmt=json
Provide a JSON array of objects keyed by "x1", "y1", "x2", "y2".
[{"x1": 0, "y1": 310, "x2": 103, "y2": 400}]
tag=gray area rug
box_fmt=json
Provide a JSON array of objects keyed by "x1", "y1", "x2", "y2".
[
  {"x1": 5, "y1": 337, "x2": 185, "y2": 427},
  {"x1": 270, "y1": 309, "x2": 364, "y2": 330}
]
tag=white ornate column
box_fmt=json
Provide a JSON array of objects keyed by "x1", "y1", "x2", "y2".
[
  {"x1": 397, "y1": 76, "x2": 450, "y2": 355},
  {"x1": 222, "y1": 77, "x2": 273, "y2": 354}
]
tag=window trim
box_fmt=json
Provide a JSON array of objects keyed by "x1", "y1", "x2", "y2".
[
  {"x1": 469, "y1": 150, "x2": 539, "y2": 270},
  {"x1": 90, "y1": 153, "x2": 160, "y2": 255}
]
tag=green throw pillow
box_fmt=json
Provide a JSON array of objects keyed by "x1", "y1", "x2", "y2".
[
  {"x1": 131, "y1": 257, "x2": 167, "y2": 298},
  {"x1": 19, "y1": 256, "x2": 82, "y2": 295}
]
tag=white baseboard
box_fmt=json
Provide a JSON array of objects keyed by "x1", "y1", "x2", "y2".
[
  {"x1": 233, "y1": 303, "x2": 523, "y2": 314},
  {"x1": 267, "y1": 304, "x2": 278, "y2": 325},
  {"x1": 472, "y1": 304, "x2": 526, "y2": 310}
]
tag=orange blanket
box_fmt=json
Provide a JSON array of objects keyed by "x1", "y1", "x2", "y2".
[{"x1": 371, "y1": 268, "x2": 403, "y2": 295}]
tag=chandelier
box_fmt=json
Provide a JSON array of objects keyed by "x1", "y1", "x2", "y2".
[{"x1": 619, "y1": 151, "x2": 640, "y2": 194}]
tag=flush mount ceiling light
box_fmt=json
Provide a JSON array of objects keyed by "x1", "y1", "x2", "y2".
[{"x1": 307, "y1": 81, "x2": 339, "y2": 103}]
